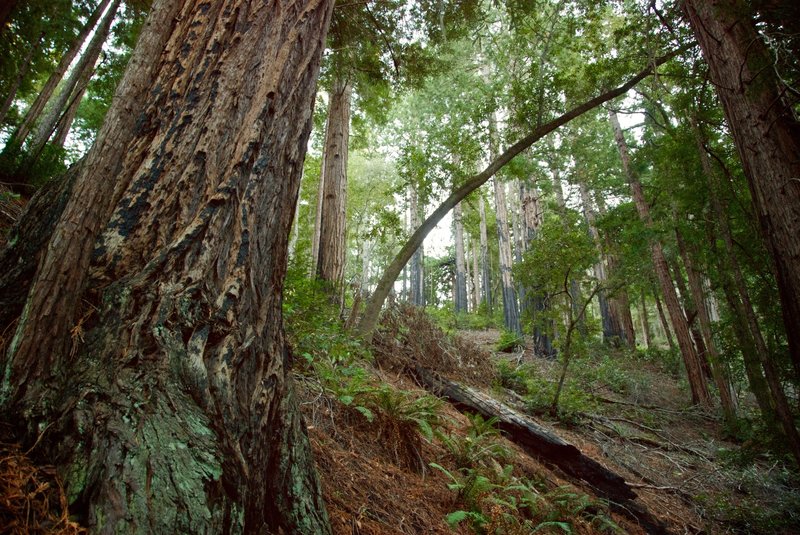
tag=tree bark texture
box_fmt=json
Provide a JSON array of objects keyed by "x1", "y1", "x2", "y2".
[
  {"x1": 609, "y1": 109, "x2": 712, "y2": 407},
  {"x1": 353, "y1": 51, "x2": 681, "y2": 337},
  {"x1": 28, "y1": 0, "x2": 120, "y2": 158},
  {"x1": 683, "y1": 0, "x2": 800, "y2": 379},
  {"x1": 639, "y1": 289, "x2": 651, "y2": 349},
  {"x1": 315, "y1": 78, "x2": 351, "y2": 292},
  {"x1": 453, "y1": 201, "x2": 468, "y2": 313},
  {"x1": 2, "y1": 1, "x2": 334, "y2": 533},
  {"x1": 12, "y1": 0, "x2": 111, "y2": 146}
]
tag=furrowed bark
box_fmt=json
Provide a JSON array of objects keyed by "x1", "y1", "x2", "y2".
[
  {"x1": 315, "y1": 78, "x2": 351, "y2": 298},
  {"x1": 2, "y1": 1, "x2": 335, "y2": 533}
]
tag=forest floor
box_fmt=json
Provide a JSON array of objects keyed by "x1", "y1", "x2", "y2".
[{"x1": 300, "y1": 307, "x2": 800, "y2": 535}]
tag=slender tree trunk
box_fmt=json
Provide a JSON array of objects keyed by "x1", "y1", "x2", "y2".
[
  {"x1": 28, "y1": 0, "x2": 120, "y2": 160},
  {"x1": 490, "y1": 114, "x2": 521, "y2": 334},
  {"x1": 595, "y1": 194, "x2": 632, "y2": 347},
  {"x1": 609, "y1": 109, "x2": 711, "y2": 407},
  {"x1": 580, "y1": 179, "x2": 616, "y2": 344},
  {"x1": 288, "y1": 182, "x2": 301, "y2": 260},
  {"x1": 310, "y1": 161, "x2": 324, "y2": 274},
  {"x1": 470, "y1": 235, "x2": 479, "y2": 311},
  {"x1": 410, "y1": 184, "x2": 424, "y2": 306},
  {"x1": 639, "y1": 289, "x2": 651, "y2": 349},
  {"x1": 478, "y1": 192, "x2": 492, "y2": 312},
  {"x1": 51, "y1": 51, "x2": 101, "y2": 148},
  {"x1": 695, "y1": 116, "x2": 800, "y2": 459},
  {"x1": 670, "y1": 256, "x2": 711, "y2": 378},
  {"x1": 654, "y1": 290, "x2": 677, "y2": 353},
  {"x1": 676, "y1": 227, "x2": 738, "y2": 423},
  {"x1": 12, "y1": 0, "x2": 112, "y2": 146},
  {"x1": 683, "y1": 0, "x2": 800, "y2": 382},
  {"x1": 551, "y1": 165, "x2": 587, "y2": 338},
  {"x1": 2, "y1": 1, "x2": 335, "y2": 532},
  {"x1": 454, "y1": 201, "x2": 468, "y2": 313},
  {"x1": 0, "y1": 32, "x2": 43, "y2": 126}
]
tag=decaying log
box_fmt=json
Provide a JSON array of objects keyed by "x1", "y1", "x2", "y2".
[{"x1": 413, "y1": 366, "x2": 670, "y2": 534}]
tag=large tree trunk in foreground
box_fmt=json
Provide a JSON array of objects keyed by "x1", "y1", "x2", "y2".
[
  {"x1": 609, "y1": 109, "x2": 712, "y2": 407},
  {"x1": 315, "y1": 78, "x2": 351, "y2": 297},
  {"x1": 1, "y1": 1, "x2": 334, "y2": 533},
  {"x1": 353, "y1": 50, "x2": 681, "y2": 338},
  {"x1": 11, "y1": 0, "x2": 111, "y2": 146},
  {"x1": 683, "y1": 0, "x2": 800, "y2": 382}
]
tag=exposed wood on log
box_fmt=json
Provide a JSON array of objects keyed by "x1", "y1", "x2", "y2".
[{"x1": 412, "y1": 366, "x2": 669, "y2": 534}]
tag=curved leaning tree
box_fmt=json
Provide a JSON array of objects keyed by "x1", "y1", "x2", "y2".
[{"x1": 1, "y1": 0, "x2": 335, "y2": 532}]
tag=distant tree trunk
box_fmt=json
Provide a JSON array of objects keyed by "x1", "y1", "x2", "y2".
[
  {"x1": 12, "y1": 0, "x2": 111, "y2": 146},
  {"x1": 683, "y1": 0, "x2": 800, "y2": 382},
  {"x1": 639, "y1": 289, "x2": 651, "y2": 349},
  {"x1": 579, "y1": 179, "x2": 616, "y2": 344},
  {"x1": 695, "y1": 116, "x2": 800, "y2": 458},
  {"x1": 676, "y1": 227, "x2": 738, "y2": 423},
  {"x1": 288, "y1": 185, "x2": 301, "y2": 260},
  {"x1": 653, "y1": 290, "x2": 676, "y2": 352},
  {"x1": 0, "y1": 32, "x2": 43, "y2": 126},
  {"x1": 454, "y1": 201, "x2": 468, "y2": 313},
  {"x1": 670, "y1": 255, "x2": 712, "y2": 379},
  {"x1": 310, "y1": 165, "x2": 324, "y2": 274},
  {"x1": 410, "y1": 184, "x2": 425, "y2": 306},
  {"x1": 1, "y1": 1, "x2": 334, "y2": 532},
  {"x1": 521, "y1": 180, "x2": 553, "y2": 356},
  {"x1": 315, "y1": 79, "x2": 351, "y2": 299},
  {"x1": 478, "y1": 192, "x2": 492, "y2": 312},
  {"x1": 494, "y1": 176, "x2": 521, "y2": 334},
  {"x1": 51, "y1": 51, "x2": 101, "y2": 148},
  {"x1": 551, "y1": 165, "x2": 586, "y2": 337},
  {"x1": 28, "y1": 0, "x2": 120, "y2": 159},
  {"x1": 609, "y1": 109, "x2": 711, "y2": 407},
  {"x1": 595, "y1": 194, "x2": 633, "y2": 347},
  {"x1": 490, "y1": 114, "x2": 521, "y2": 334},
  {"x1": 470, "y1": 235, "x2": 479, "y2": 311}
]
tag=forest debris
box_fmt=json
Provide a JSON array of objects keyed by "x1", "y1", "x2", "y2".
[
  {"x1": 371, "y1": 303, "x2": 495, "y2": 386},
  {"x1": 412, "y1": 366, "x2": 672, "y2": 534},
  {"x1": 0, "y1": 441, "x2": 86, "y2": 535}
]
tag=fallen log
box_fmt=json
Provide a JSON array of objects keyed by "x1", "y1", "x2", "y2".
[{"x1": 413, "y1": 366, "x2": 670, "y2": 534}]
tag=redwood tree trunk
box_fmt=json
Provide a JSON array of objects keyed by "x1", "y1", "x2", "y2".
[
  {"x1": 478, "y1": 192, "x2": 492, "y2": 312},
  {"x1": 454, "y1": 201, "x2": 468, "y2": 313},
  {"x1": 11, "y1": 0, "x2": 111, "y2": 146},
  {"x1": 0, "y1": 32, "x2": 43, "y2": 127},
  {"x1": 27, "y1": 0, "x2": 120, "y2": 160},
  {"x1": 410, "y1": 184, "x2": 425, "y2": 306},
  {"x1": 683, "y1": 0, "x2": 800, "y2": 380},
  {"x1": 2, "y1": 1, "x2": 334, "y2": 533},
  {"x1": 315, "y1": 78, "x2": 351, "y2": 296},
  {"x1": 609, "y1": 109, "x2": 711, "y2": 407}
]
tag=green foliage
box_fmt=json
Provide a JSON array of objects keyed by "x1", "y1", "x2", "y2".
[
  {"x1": 436, "y1": 413, "x2": 511, "y2": 469},
  {"x1": 0, "y1": 141, "x2": 67, "y2": 188},
  {"x1": 367, "y1": 384, "x2": 443, "y2": 441},
  {"x1": 496, "y1": 329, "x2": 524, "y2": 353}
]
